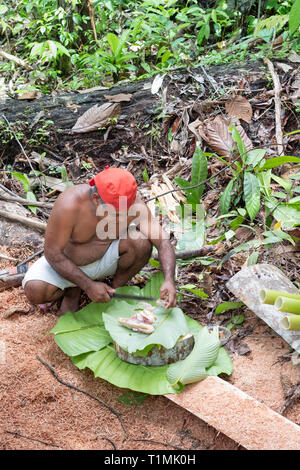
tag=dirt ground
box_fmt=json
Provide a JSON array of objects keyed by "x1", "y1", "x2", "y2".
[{"x1": 0, "y1": 261, "x2": 299, "y2": 450}]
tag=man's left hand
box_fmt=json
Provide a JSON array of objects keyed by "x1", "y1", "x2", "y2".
[{"x1": 160, "y1": 280, "x2": 177, "y2": 309}]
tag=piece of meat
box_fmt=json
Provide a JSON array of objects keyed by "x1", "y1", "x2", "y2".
[
  {"x1": 136, "y1": 303, "x2": 157, "y2": 323},
  {"x1": 118, "y1": 306, "x2": 157, "y2": 334}
]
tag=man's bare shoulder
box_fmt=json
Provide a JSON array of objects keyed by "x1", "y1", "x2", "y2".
[{"x1": 54, "y1": 184, "x2": 90, "y2": 209}]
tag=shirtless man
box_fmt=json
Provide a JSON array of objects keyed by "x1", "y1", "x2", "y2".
[{"x1": 23, "y1": 166, "x2": 177, "y2": 315}]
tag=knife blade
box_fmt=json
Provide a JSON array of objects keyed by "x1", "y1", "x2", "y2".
[{"x1": 109, "y1": 292, "x2": 157, "y2": 302}]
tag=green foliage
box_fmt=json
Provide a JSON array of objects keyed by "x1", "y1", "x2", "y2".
[
  {"x1": 118, "y1": 391, "x2": 148, "y2": 405},
  {"x1": 7, "y1": 170, "x2": 38, "y2": 214},
  {"x1": 174, "y1": 146, "x2": 208, "y2": 206},
  {"x1": 215, "y1": 301, "x2": 244, "y2": 314},
  {"x1": 0, "y1": 0, "x2": 298, "y2": 87},
  {"x1": 289, "y1": 0, "x2": 300, "y2": 34},
  {"x1": 179, "y1": 284, "x2": 208, "y2": 299},
  {"x1": 49, "y1": 273, "x2": 233, "y2": 395},
  {"x1": 166, "y1": 327, "x2": 221, "y2": 385}
]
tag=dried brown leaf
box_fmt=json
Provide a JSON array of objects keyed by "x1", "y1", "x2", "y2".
[
  {"x1": 225, "y1": 95, "x2": 253, "y2": 123},
  {"x1": 197, "y1": 115, "x2": 252, "y2": 156},
  {"x1": 104, "y1": 93, "x2": 132, "y2": 103},
  {"x1": 17, "y1": 91, "x2": 39, "y2": 100},
  {"x1": 72, "y1": 102, "x2": 120, "y2": 134}
]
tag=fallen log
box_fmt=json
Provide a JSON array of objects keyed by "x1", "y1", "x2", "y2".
[
  {"x1": 0, "y1": 209, "x2": 47, "y2": 232},
  {"x1": 0, "y1": 62, "x2": 272, "y2": 167}
]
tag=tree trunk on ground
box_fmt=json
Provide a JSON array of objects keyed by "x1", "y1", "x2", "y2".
[{"x1": 0, "y1": 61, "x2": 270, "y2": 171}]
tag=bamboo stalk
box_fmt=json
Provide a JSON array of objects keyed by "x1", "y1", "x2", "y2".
[
  {"x1": 260, "y1": 289, "x2": 300, "y2": 305},
  {"x1": 275, "y1": 297, "x2": 300, "y2": 315},
  {"x1": 280, "y1": 315, "x2": 300, "y2": 331}
]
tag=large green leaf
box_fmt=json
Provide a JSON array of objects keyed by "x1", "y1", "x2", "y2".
[
  {"x1": 244, "y1": 172, "x2": 260, "y2": 220},
  {"x1": 166, "y1": 327, "x2": 221, "y2": 385},
  {"x1": 206, "y1": 347, "x2": 233, "y2": 376},
  {"x1": 264, "y1": 196, "x2": 300, "y2": 228},
  {"x1": 176, "y1": 219, "x2": 206, "y2": 251},
  {"x1": 103, "y1": 305, "x2": 189, "y2": 354},
  {"x1": 289, "y1": 0, "x2": 300, "y2": 34},
  {"x1": 260, "y1": 156, "x2": 300, "y2": 170},
  {"x1": 49, "y1": 281, "x2": 233, "y2": 395},
  {"x1": 49, "y1": 303, "x2": 112, "y2": 356},
  {"x1": 71, "y1": 346, "x2": 180, "y2": 395},
  {"x1": 191, "y1": 147, "x2": 208, "y2": 202},
  {"x1": 220, "y1": 179, "x2": 235, "y2": 214},
  {"x1": 173, "y1": 148, "x2": 207, "y2": 205},
  {"x1": 141, "y1": 271, "x2": 164, "y2": 299}
]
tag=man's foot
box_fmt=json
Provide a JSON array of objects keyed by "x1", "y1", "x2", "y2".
[
  {"x1": 38, "y1": 301, "x2": 57, "y2": 312},
  {"x1": 57, "y1": 286, "x2": 82, "y2": 317}
]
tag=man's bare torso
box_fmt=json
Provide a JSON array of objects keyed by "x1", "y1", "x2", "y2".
[{"x1": 46, "y1": 184, "x2": 143, "y2": 266}]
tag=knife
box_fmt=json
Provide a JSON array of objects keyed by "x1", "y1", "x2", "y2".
[{"x1": 109, "y1": 292, "x2": 157, "y2": 302}]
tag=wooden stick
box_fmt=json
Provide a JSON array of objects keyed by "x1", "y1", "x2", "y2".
[
  {"x1": 0, "y1": 253, "x2": 19, "y2": 261},
  {"x1": 88, "y1": 0, "x2": 98, "y2": 42},
  {"x1": 36, "y1": 356, "x2": 128, "y2": 441},
  {"x1": 263, "y1": 58, "x2": 284, "y2": 156},
  {"x1": 0, "y1": 193, "x2": 54, "y2": 209},
  {"x1": 0, "y1": 273, "x2": 24, "y2": 292},
  {"x1": 0, "y1": 50, "x2": 33, "y2": 70},
  {"x1": 152, "y1": 246, "x2": 215, "y2": 260},
  {"x1": 17, "y1": 248, "x2": 44, "y2": 267},
  {"x1": 4, "y1": 430, "x2": 60, "y2": 449},
  {"x1": 0, "y1": 209, "x2": 47, "y2": 231}
]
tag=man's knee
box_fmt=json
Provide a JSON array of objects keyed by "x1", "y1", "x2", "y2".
[
  {"x1": 24, "y1": 280, "x2": 61, "y2": 305},
  {"x1": 129, "y1": 232, "x2": 152, "y2": 260},
  {"x1": 120, "y1": 231, "x2": 153, "y2": 262}
]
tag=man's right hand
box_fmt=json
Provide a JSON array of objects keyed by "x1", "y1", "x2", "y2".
[{"x1": 86, "y1": 281, "x2": 115, "y2": 303}]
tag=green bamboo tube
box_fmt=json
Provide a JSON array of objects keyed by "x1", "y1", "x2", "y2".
[
  {"x1": 280, "y1": 315, "x2": 300, "y2": 331},
  {"x1": 275, "y1": 296, "x2": 300, "y2": 314},
  {"x1": 259, "y1": 289, "x2": 300, "y2": 305}
]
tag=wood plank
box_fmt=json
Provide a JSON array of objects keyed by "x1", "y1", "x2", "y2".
[{"x1": 165, "y1": 376, "x2": 300, "y2": 450}]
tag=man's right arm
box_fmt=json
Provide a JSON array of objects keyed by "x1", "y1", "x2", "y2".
[{"x1": 44, "y1": 194, "x2": 114, "y2": 302}]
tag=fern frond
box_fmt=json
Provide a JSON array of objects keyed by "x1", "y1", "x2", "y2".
[{"x1": 254, "y1": 14, "x2": 289, "y2": 35}]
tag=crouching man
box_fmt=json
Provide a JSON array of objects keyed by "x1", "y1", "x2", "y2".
[{"x1": 23, "y1": 166, "x2": 177, "y2": 316}]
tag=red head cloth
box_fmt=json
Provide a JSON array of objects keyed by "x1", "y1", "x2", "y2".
[{"x1": 89, "y1": 166, "x2": 137, "y2": 210}]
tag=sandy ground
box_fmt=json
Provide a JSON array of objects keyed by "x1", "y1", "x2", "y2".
[
  {"x1": 0, "y1": 249, "x2": 299, "y2": 450},
  {"x1": 0, "y1": 287, "x2": 241, "y2": 451}
]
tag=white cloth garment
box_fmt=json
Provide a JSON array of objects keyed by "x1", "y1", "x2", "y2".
[{"x1": 22, "y1": 239, "x2": 120, "y2": 290}]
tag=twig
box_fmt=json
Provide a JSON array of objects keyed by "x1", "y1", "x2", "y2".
[
  {"x1": 0, "y1": 253, "x2": 19, "y2": 261},
  {"x1": 131, "y1": 438, "x2": 184, "y2": 450},
  {"x1": 263, "y1": 58, "x2": 284, "y2": 156},
  {"x1": 36, "y1": 356, "x2": 128, "y2": 441},
  {"x1": 0, "y1": 208, "x2": 47, "y2": 231},
  {"x1": 4, "y1": 430, "x2": 60, "y2": 448},
  {"x1": 0, "y1": 183, "x2": 21, "y2": 198},
  {"x1": 17, "y1": 248, "x2": 44, "y2": 267},
  {"x1": 199, "y1": 65, "x2": 219, "y2": 93},
  {"x1": 2, "y1": 115, "x2": 36, "y2": 173},
  {"x1": 279, "y1": 380, "x2": 300, "y2": 415},
  {"x1": 100, "y1": 437, "x2": 117, "y2": 450},
  {"x1": 0, "y1": 50, "x2": 33, "y2": 70}
]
